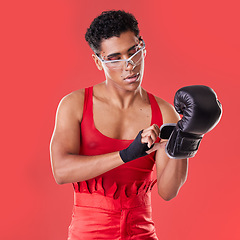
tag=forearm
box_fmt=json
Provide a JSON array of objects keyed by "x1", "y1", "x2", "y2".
[
  {"x1": 51, "y1": 151, "x2": 124, "y2": 184},
  {"x1": 155, "y1": 143, "x2": 188, "y2": 200}
]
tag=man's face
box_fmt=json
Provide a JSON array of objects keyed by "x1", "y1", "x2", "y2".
[{"x1": 95, "y1": 31, "x2": 146, "y2": 91}]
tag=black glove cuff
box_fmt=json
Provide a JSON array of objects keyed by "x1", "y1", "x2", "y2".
[
  {"x1": 160, "y1": 123, "x2": 177, "y2": 139},
  {"x1": 166, "y1": 125, "x2": 203, "y2": 159},
  {"x1": 119, "y1": 130, "x2": 152, "y2": 163}
]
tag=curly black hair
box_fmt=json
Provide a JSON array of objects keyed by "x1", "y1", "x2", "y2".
[{"x1": 85, "y1": 10, "x2": 140, "y2": 53}]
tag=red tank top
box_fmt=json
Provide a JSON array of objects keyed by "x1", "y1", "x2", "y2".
[{"x1": 73, "y1": 86, "x2": 163, "y2": 199}]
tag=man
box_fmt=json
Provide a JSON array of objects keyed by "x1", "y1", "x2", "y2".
[{"x1": 50, "y1": 10, "x2": 218, "y2": 239}]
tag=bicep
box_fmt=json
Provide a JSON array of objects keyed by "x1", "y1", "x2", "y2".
[
  {"x1": 155, "y1": 99, "x2": 180, "y2": 173},
  {"x1": 161, "y1": 101, "x2": 180, "y2": 125},
  {"x1": 50, "y1": 93, "x2": 83, "y2": 164}
]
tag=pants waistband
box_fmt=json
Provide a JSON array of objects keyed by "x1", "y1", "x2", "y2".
[{"x1": 74, "y1": 191, "x2": 152, "y2": 211}]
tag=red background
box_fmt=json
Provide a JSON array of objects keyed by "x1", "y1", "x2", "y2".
[{"x1": 1, "y1": 0, "x2": 239, "y2": 239}]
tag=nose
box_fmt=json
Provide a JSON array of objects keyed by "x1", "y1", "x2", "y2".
[{"x1": 125, "y1": 59, "x2": 136, "y2": 70}]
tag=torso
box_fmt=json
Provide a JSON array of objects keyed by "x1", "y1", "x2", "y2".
[{"x1": 73, "y1": 83, "x2": 163, "y2": 198}]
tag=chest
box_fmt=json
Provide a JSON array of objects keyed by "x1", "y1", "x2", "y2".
[{"x1": 93, "y1": 98, "x2": 152, "y2": 140}]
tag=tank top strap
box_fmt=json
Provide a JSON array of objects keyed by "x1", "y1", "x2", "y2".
[
  {"x1": 147, "y1": 92, "x2": 163, "y2": 127},
  {"x1": 82, "y1": 86, "x2": 93, "y2": 123}
]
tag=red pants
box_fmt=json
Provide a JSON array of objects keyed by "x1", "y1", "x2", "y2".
[{"x1": 68, "y1": 184, "x2": 158, "y2": 240}]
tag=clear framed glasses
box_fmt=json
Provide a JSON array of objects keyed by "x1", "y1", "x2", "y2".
[{"x1": 96, "y1": 40, "x2": 145, "y2": 70}]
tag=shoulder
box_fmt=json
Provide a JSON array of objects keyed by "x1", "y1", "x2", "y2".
[
  {"x1": 152, "y1": 94, "x2": 180, "y2": 124},
  {"x1": 56, "y1": 88, "x2": 85, "y2": 122},
  {"x1": 60, "y1": 88, "x2": 85, "y2": 104}
]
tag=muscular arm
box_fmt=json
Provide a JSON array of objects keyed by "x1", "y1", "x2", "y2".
[
  {"x1": 49, "y1": 91, "x2": 124, "y2": 184},
  {"x1": 155, "y1": 99, "x2": 188, "y2": 201},
  {"x1": 155, "y1": 143, "x2": 188, "y2": 201}
]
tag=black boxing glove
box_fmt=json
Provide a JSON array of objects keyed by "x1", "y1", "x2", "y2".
[
  {"x1": 119, "y1": 130, "x2": 153, "y2": 163},
  {"x1": 165, "y1": 85, "x2": 222, "y2": 159}
]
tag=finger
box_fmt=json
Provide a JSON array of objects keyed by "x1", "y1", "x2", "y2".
[
  {"x1": 152, "y1": 124, "x2": 160, "y2": 136},
  {"x1": 142, "y1": 124, "x2": 159, "y2": 133},
  {"x1": 141, "y1": 128, "x2": 159, "y2": 140},
  {"x1": 141, "y1": 135, "x2": 154, "y2": 148},
  {"x1": 146, "y1": 142, "x2": 165, "y2": 154},
  {"x1": 142, "y1": 130, "x2": 158, "y2": 145}
]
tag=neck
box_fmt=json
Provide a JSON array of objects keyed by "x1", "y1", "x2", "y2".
[{"x1": 101, "y1": 81, "x2": 144, "y2": 109}]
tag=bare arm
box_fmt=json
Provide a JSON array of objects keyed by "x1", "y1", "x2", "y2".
[
  {"x1": 49, "y1": 91, "x2": 124, "y2": 184},
  {"x1": 155, "y1": 99, "x2": 188, "y2": 201},
  {"x1": 155, "y1": 142, "x2": 188, "y2": 201}
]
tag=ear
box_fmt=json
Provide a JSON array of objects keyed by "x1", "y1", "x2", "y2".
[
  {"x1": 143, "y1": 49, "x2": 147, "y2": 58},
  {"x1": 92, "y1": 54, "x2": 103, "y2": 71}
]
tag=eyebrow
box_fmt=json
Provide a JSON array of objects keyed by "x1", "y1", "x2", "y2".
[{"x1": 106, "y1": 44, "x2": 138, "y2": 58}]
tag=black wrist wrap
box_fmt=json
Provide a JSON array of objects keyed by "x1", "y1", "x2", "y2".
[{"x1": 119, "y1": 130, "x2": 153, "y2": 163}]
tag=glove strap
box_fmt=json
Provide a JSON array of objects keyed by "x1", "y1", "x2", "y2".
[{"x1": 166, "y1": 125, "x2": 203, "y2": 159}]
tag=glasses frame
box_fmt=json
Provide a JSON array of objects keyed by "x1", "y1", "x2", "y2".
[{"x1": 95, "y1": 39, "x2": 146, "y2": 70}]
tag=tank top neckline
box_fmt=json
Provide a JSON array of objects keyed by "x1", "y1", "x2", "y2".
[{"x1": 86, "y1": 86, "x2": 156, "y2": 142}]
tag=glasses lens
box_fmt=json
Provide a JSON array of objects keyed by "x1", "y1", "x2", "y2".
[
  {"x1": 104, "y1": 61, "x2": 123, "y2": 69},
  {"x1": 131, "y1": 49, "x2": 143, "y2": 66}
]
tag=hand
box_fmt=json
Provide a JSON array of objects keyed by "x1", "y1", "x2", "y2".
[
  {"x1": 141, "y1": 124, "x2": 160, "y2": 148},
  {"x1": 141, "y1": 124, "x2": 163, "y2": 154}
]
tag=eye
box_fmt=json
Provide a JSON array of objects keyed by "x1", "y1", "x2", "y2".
[{"x1": 107, "y1": 56, "x2": 121, "y2": 61}]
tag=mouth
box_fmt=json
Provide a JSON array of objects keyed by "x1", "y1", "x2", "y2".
[{"x1": 124, "y1": 73, "x2": 140, "y2": 83}]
